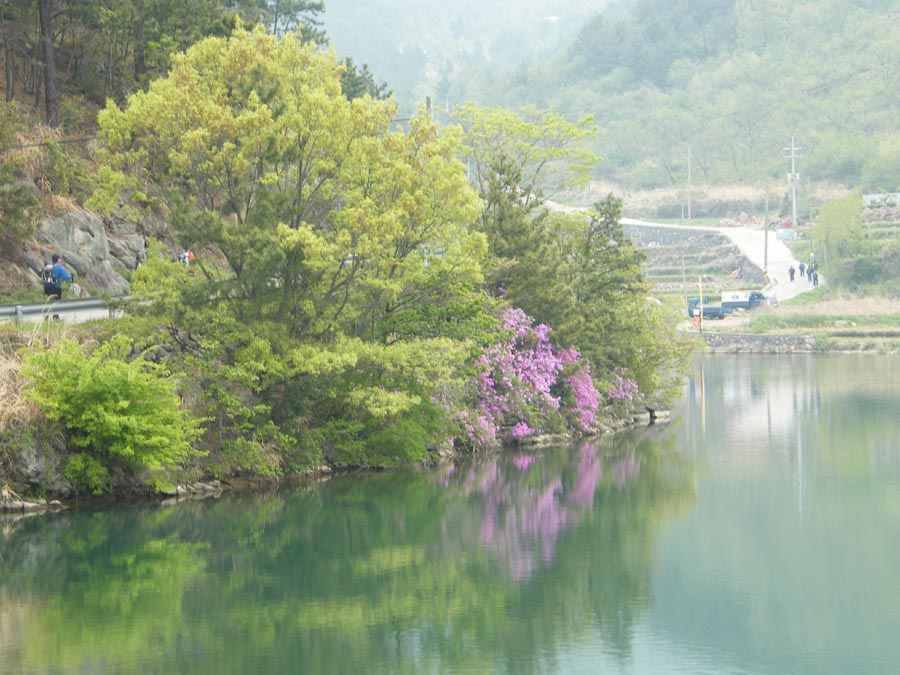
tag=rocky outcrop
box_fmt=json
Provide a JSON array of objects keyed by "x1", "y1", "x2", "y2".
[
  {"x1": 701, "y1": 332, "x2": 817, "y2": 353},
  {"x1": 21, "y1": 209, "x2": 171, "y2": 297},
  {"x1": 0, "y1": 485, "x2": 66, "y2": 513}
]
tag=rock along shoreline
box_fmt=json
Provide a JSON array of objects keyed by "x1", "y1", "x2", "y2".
[{"x1": 1, "y1": 409, "x2": 670, "y2": 516}]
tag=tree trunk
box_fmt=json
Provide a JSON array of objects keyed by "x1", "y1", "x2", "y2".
[
  {"x1": 38, "y1": 0, "x2": 60, "y2": 127},
  {"x1": 3, "y1": 36, "x2": 12, "y2": 102},
  {"x1": 1, "y1": 2, "x2": 12, "y2": 101},
  {"x1": 134, "y1": 2, "x2": 146, "y2": 88}
]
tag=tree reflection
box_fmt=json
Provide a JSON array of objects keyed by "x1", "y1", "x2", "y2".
[
  {"x1": 437, "y1": 441, "x2": 650, "y2": 583},
  {"x1": 0, "y1": 428, "x2": 694, "y2": 674}
]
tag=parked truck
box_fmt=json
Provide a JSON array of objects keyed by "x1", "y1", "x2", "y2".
[
  {"x1": 687, "y1": 297, "x2": 733, "y2": 320},
  {"x1": 721, "y1": 290, "x2": 767, "y2": 311}
]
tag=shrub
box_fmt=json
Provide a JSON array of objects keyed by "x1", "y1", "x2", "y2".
[
  {"x1": 451, "y1": 308, "x2": 603, "y2": 449},
  {"x1": 63, "y1": 453, "x2": 111, "y2": 495},
  {"x1": 814, "y1": 334, "x2": 835, "y2": 351},
  {"x1": 22, "y1": 335, "x2": 202, "y2": 492}
]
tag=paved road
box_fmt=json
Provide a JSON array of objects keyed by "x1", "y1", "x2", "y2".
[
  {"x1": 545, "y1": 201, "x2": 820, "y2": 303},
  {"x1": 620, "y1": 217, "x2": 822, "y2": 303},
  {"x1": 718, "y1": 225, "x2": 820, "y2": 302}
]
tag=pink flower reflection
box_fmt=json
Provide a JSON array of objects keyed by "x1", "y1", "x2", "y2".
[
  {"x1": 511, "y1": 455, "x2": 534, "y2": 471},
  {"x1": 568, "y1": 445, "x2": 602, "y2": 508},
  {"x1": 430, "y1": 444, "x2": 642, "y2": 584},
  {"x1": 609, "y1": 451, "x2": 640, "y2": 487}
]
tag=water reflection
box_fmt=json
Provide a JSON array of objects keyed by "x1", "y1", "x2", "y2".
[
  {"x1": 663, "y1": 354, "x2": 900, "y2": 675},
  {"x1": 0, "y1": 429, "x2": 693, "y2": 674},
  {"x1": 7, "y1": 355, "x2": 900, "y2": 673},
  {"x1": 436, "y1": 443, "x2": 649, "y2": 582}
]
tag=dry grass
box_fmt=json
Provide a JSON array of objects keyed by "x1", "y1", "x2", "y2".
[
  {"x1": 582, "y1": 182, "x2": 766, "y2": 210},
  {"x1": 0, "y1": 323, "x2": 69, "y2": 429},
  {"x1": 570, "y1": 181, "x2": 857, "y2": 217},
  {"x1": 782, "y1": 294, "x2": 900, "y2": 317},
  {"x1": 0, "y1": 341, "x2": 31, "y2": 428}
]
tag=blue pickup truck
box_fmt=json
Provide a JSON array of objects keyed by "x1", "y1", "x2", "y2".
[{"x1": 686, "y1": 297, "x2": 733, "y2": 320}]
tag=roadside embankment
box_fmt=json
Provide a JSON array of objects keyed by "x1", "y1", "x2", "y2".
[{"x1": 700, "y1": 332, "x2": 817, "y2": 353}]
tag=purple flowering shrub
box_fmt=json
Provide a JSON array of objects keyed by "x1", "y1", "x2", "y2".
[
  {"x1": 603, "y1": 369, "x2": 640, "y2": 415},
  {"x1": 446, "y1": 308, "x2": 631, "y2": 450}
]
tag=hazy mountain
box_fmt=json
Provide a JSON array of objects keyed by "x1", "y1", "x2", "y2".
[
  {"x1": 434, "y1": 0, "x2": 900, "y2": 194},
  {"x1": 322, "y1": 0, "x2": 622, "y2": 112}
]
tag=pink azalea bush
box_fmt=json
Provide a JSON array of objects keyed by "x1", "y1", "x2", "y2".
[
  {"x1": 605, "y1": 369, "x2": 640, "y2": 414},
  {"x1": 448, "y1": 308, "x2": 626, "y2": 449}
]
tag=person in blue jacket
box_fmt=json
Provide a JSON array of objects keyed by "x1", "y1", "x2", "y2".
[
  {"x1": 42, "y1": 254, "x2": 75, "y2": 298},
  {"x1": 52, "y1": 254, "x2": 74, "y2": 283}
]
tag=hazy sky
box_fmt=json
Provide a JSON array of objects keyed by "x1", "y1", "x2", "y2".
[{"x1": 322, "y1": 0, "x2": 619, "y2": 107}]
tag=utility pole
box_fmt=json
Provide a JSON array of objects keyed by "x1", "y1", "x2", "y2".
[
  {"x1": 783, "y1": 136, "x2": 802, "y2": 227},
  {"x1": 687, "y1": 144, "x2": 692, "y2": 220},
  {"x1": 763, "y1": 192, "x2": 769, "y2": 277}
]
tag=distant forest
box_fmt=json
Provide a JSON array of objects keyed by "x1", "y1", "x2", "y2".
[
  {"x1": 4, "y1": 0, "x2": 898, "y2": 195},
  {"x1": 324, "y1": 0, "x2": 900, "y2": 193},
  {"x1": 322, "y1": 0, "x2": 618, "y2": 111},
  {"x1": 435, "y1": 0, "x2": 900, "y2": 192}
]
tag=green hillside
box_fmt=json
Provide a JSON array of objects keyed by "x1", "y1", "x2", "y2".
[{"x1": 438, "y1": 0, "x2": 900, "y2": 194}]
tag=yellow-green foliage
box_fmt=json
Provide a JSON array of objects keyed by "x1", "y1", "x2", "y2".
[
  {"x1": 96, "y1": 24, "x2": 486, "y2": 343},
  {"x1": 22, "y1": 335, "x2": 202, "y2": 492}
]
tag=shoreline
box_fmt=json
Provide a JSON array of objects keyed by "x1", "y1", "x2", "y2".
[{"x1": 1, "y1": 410, "x2": 670, "y2": 516}]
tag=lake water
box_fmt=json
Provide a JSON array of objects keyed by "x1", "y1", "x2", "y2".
[{"x1": 2, "y1": 354, "x2": 899, "y2": 674}]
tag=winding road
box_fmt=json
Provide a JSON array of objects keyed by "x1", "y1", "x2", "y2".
[
  {"x1": 3, "y1": 207, "x2": 818, "y2": 324},
  {"x1": 620, "y1": 217, "x2": 821, "y2": 303},
  {"x1": 544, "y1": 200, "x2": 819, "y2": 302}
]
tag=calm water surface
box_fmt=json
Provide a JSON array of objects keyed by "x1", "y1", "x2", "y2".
[{"x1": 2, "y1": 354, "x2": 900, "y2": 674}]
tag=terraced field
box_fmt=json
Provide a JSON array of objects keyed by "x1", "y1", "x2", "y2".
[{"x1": 623, "y1": 224, "x2": 766, "y2": 304}]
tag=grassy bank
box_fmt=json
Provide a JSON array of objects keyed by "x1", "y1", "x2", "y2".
[{"x1": 694, "y1": 289, "x2": 900, "y2": 352}]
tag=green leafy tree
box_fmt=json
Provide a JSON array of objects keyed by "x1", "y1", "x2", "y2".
[
  {"x1": 95, "y1": 25, "x2": 493, "y2": 467},
  {"x1": 452, "y1": 103, "x2": 689, "y2": 403},
  {"x1": 23, "y1": 335, "x2": 203, "y2": 493},
  {"x1": 97, "y1": 25, "x2": 487, "y2": 338},
  {"x1": 475, "y1": 151, "x2": 578, "y2": 333},
  {"x1": 811, "y1": 192, "x2": 878, "y2": 289},
  {"x1": 814, "y1": 192, "x2": 864, "y2": 260},
  {"x1": 550, "y1": 194, "x2": 691, "y2": 403},
  {"x1": 451, "y1": 102, "x2": 598, "y2": 202},
  {"x1": 340, "y1": 57, "x2": 391, "y2": 101},
  {"x1": 450, "y1": 103, "x2": 597, "y2": 331}
]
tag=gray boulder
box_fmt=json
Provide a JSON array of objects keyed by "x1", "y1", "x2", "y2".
[{"x1": 32, "y1": 208, "x2": 171, "y2": 296}]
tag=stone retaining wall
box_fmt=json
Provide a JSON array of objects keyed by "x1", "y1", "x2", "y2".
[{"x1": 701, "y1": 332, "x2": 817, "y2": 353}]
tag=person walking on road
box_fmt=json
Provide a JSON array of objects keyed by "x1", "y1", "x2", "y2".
[
  {"x1": 789, "y1": 265, "x2": 796, "y2": 281},
  {"x1": 42, "y1": 254, "x2": 76, "y2": 299},
  {"x1": 799, "y1": 262, "x2": 806, "y2": 279}
]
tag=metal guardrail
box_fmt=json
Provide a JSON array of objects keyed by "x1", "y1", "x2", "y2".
[{"x1": 0, "y1": 297, "x2": 123, "y2": 324}]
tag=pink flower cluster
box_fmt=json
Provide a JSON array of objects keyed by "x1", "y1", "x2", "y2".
[
  {"x1": 609, "y1": 371, "x2": 639, "y2": 402},
  {"x1": 566, "y1": 368, "x2": 600, "y2": 431},
  {"x1": 457, "y1": 308, "x2": 605, "y2": 448}
]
